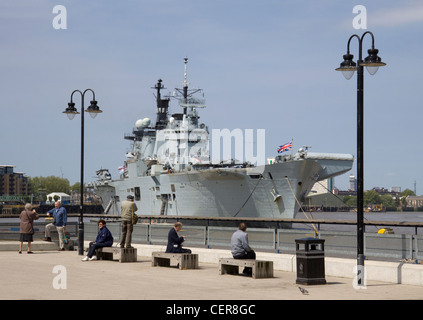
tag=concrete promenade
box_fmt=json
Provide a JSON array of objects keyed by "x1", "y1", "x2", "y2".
[{"x1": 1, "y1": 240, "x2": 423, "y2": 301}]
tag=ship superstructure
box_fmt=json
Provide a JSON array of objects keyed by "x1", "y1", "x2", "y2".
[{"x1": 91, "y1": 59, "x2": 354, "y2": 219}]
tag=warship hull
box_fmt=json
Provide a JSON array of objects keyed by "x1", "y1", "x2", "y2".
[{"x1": 92, "y1": 155, "x2": 353, "y2": 219}]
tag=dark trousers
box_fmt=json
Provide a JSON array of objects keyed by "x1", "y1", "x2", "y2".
[
  {"x1": 170, "y1": 247, "x2": 192, "y2": 254},
  {"x1": 120, "y1": 220, "x2": 133, "y2": 248},
  {"x1": 234, "y1": 250, "x2": 256, "y2": 260},
  {"x1": 233, "y1": 250, "x2": 256, "y2": 274},
  {"x1": 87, "y1": 242, "x2": 110, "y2": 258}
]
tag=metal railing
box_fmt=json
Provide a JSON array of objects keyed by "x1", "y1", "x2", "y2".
[{"x1": 2, "y1": 214, "x2": 423, "y2": 261}]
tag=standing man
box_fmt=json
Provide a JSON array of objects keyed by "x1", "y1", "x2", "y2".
[
  {"x1": 231, "y1": 222, "x2": 255, "y2": 274},
  {"x1": 43, "y1": 201, "x2": 67, "y2": 251},
  {"x1": 120, "y1": 195, "x2": 138, "y2": 248},
  {"x1": 166, "y1": 222, "x2": 191, "y2": 253}
]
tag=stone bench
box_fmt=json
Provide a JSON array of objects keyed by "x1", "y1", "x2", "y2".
[
  {"x1": 219, "y1": 258, "x2": 273, "y2": 279},
  {"x1": 96, "y1": 247, "x2": 137, "y2": 263},
  {"x1": 152, "y1": 252, "x2": 198, "y2": 270}
]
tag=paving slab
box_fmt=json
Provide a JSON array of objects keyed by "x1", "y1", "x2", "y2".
[{"x1": 1, "y1": 247, "x2": 422, "y2": 302}]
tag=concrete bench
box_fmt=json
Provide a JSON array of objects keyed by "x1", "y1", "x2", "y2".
[
  {"x1": 219, "y1": 258, "x2": 273, "y2": 279},
  {"x1": 96, "y1": 247, "x2": 137, "y2": 263},
  {"x1": 152, "y1": 252, "x2": 198, "y2": 270}
]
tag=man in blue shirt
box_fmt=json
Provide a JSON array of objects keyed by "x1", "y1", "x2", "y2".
[
  {"x1": 43, "y1": 201, "x2": 67, "y2": 251},
  {"x1": 82, "y1": 219, "x2": 113, "y2": 261},
  {"x1": 231, "y1": 222, "x2": 256, "y2": 275}
]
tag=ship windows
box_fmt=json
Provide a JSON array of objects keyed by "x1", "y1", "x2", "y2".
[{"x1": 135, "y1": 187, "x2": 140, "y2": 201}]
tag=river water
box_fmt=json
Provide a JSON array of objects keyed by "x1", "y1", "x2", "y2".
[{"x1": 293, "y1": 211, "x2": 423, "y2": 234}]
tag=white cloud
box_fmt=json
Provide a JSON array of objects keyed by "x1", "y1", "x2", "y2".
[{"x1": 370, "y1": 3, "x2": 423, "y2": 27}]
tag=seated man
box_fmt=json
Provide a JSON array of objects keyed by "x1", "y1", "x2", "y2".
[
  {"x1": 166, "y1": 222, "x2": 191, "y2": 253},
  {"x1": 82, "y1": 220, "x2": 114, "y2": 261},
  {"x1": 231, "y1": 222, "x2": 256, "y2": 274}
]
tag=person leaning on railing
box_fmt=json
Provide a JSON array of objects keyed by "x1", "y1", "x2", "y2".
[{"x1": 43, "y1": 201, "x2": 67, "y2": 251}]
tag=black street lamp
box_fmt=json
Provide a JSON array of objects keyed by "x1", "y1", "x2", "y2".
[
  {"x1": 63, "y1": 89, "x2": 102, "y2": 255},
  {"x1": 336, "y1": 31, "x2": 386, "y2": 286}
]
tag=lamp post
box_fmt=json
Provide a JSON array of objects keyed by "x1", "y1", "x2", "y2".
[
  {"x1": 63, "y1": 89, "x2": 102, "y2": 255},
  {"x1": 336, "y1": 31, "x2": 386, "y2": 286}
]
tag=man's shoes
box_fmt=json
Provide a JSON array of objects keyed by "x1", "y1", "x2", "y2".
[
  {"x1": 42, "y1": 237, "x2": 51, "y2": 242},
  {"x1": 58, "y1": 248, "x2": 65, "y2": 251},
  {"x1": 81, "y1": 256, "x2": 96, "y2": 261},
  {"x1": 242, "y1": 268, "x2": 252, "y2": 275}
]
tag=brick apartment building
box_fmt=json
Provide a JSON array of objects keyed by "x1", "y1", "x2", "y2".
[{"x1": 0, "y1": 165, "x2": 29, "y2": 196}]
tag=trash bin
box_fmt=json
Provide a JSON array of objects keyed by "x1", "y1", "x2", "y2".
[{"x1": 295, "y1": 237, "x2": 326, "y2": 285}]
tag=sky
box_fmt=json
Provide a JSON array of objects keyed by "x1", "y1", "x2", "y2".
[{"x1": 1, "y1": 0, "x2": 422, "y2": 193}]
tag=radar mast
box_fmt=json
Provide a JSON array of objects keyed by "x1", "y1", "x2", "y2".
[{"x1": 174, "y1": 57, "x2": 206, "y2": 114}]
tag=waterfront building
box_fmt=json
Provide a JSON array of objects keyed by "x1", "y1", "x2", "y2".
[
  {"x1": 0, "y1": 165, "x2": 29, "y2": 197},
  {"x1": 349, "y1": 174, "x2": 357, "y2": 191},
  {"x1": 406, "y1": 196, "x2": 423, "y2": 209}
]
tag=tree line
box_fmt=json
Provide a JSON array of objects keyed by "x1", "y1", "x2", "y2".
[
  {"x1": 28, "y1": 176, "x2": 81, "y2": 201},
  {"x1": 342, "y1": 189, "x2": 416, "y2": 210}
]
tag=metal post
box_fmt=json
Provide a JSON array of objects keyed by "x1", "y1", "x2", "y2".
[
  {"x1": 356, "y1": 55, "x2": 365, "y2": 285},
  {"x1": 78, "y1": 93, "x2": 85, "y2": 255},
  {"x1": 65, "y1": 89, "x2": 101, "y2": 255},
  {"x1": 337, "y1": 31, "x2": 386, "y2": 286}
]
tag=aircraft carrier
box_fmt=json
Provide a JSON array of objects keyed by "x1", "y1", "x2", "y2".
[{"x1": 91, "y1": 59, "x2": 354, "y2": 220}]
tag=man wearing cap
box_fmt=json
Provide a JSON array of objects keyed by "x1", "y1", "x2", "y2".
[{"x1": 120, "y1": 195, "x2": 138, "y2": 248}]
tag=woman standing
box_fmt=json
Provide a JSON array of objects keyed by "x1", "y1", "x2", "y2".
[{"x1": 19, "y1": 203, "x2": 39, "y2": 254}]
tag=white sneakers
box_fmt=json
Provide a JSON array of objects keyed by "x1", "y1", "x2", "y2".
[{"x1": 81, "y1": 255, "x2": 97, "y2": 261}]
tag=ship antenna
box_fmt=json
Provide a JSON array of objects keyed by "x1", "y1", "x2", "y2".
[
  {"x1": 155, "y1": 78, "x2": 164, "y2": 100},
  {"x1": 183, "y1": 57, "x2": 188, "y2": 99},
  {"x1": 182, "y1": 57, "x2": 189, "y2": 114}
]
